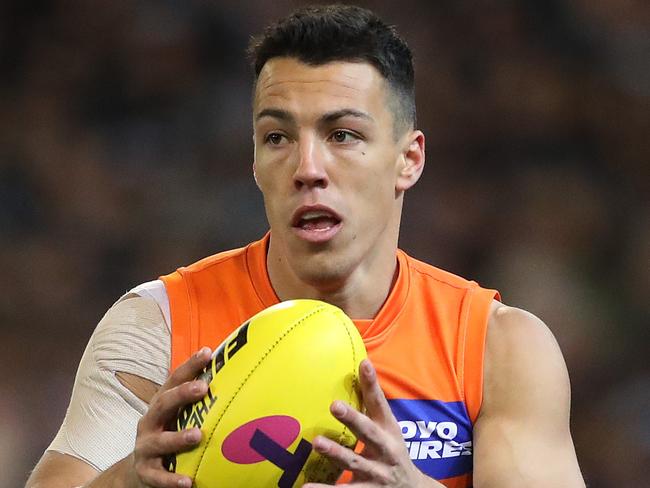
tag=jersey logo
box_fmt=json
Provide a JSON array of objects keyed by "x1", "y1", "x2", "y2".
[{"x1": 388, "y1": 399, "x2": 473, "y2": 480}]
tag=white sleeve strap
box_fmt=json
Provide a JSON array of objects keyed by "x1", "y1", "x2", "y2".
[{"x1": 47, "y1": 291, "x2": 171, "y2": 471}]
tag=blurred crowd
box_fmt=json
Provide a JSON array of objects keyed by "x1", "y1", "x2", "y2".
[{"x1": 1, "y1": 1, "x2": 648, "y2": 486}]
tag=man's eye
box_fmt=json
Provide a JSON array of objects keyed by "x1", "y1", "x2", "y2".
[
  {"x1": 266, "y1": 133, "x2": 286, "y2": 145},
  {"x1": 330, "y1": 130, "x2": 356, "y2": 143}
]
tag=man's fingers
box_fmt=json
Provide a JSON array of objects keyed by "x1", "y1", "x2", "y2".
[
  {"x1": 134, "y1": 429, "x2": 202, "y2": 487},
  {"x1": 358, "y1": 359, "x2": 399, "y2": 433},
  {"x1": 310, "y1": 435, "x2": 389, "y2": 482},
  {"x1": 138, "y1": 464, "x2": 193, "y2": 488},
  {"x1": 328, "y1": 400, "x2": 392, "y2": 459},
  {"x1": 131, "y1": 347, "x2": 212, "y2": 486},
  {"x1": 136, "y1": 428, "x2": 202, "y2": 459},
  {"x1": 141, "y1": 379, "x2": 209, "y2": 430},
  {"x1": 138, "y1": 346, "x2": 212, "y2": 431},
  {"x1": 164, "y1": 346, "x2": 212, "y2": 391}
]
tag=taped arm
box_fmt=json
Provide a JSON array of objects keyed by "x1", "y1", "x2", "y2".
[
  {"x1": 27, "y1": 294, "x2": 170, "y2": 488},
  {"x1": 472, "y1": 303, "x2": 585, "y2": 487}
]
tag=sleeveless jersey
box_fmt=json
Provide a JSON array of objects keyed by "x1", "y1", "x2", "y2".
[{"x1": 160, "y1": 234, "x2": 499, "y2": 487}]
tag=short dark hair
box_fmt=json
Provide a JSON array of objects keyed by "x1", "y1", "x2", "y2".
[{"x1": 248, "y1": 4, "x2": 416, "y2": 136}]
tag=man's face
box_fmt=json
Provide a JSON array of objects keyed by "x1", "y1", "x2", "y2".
[{"x1": 253, "y1": 58, "x2": 421, "y2": 288}]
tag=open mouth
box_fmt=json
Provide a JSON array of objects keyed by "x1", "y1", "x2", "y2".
[
  {"x1": 294, "y1": 210, "x2": 341, "y2": 231},
  {"x1": 291, "y1": 206, "x2": 343, "y2": 242}
]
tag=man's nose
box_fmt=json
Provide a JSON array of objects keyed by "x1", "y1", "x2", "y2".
[{"x1": 293, "y1": 137, "x2": 329, "y2": 190}]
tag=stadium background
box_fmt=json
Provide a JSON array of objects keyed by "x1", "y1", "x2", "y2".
[{"x1": 1, "y1": 0, "x2": 647, "y2": 486}]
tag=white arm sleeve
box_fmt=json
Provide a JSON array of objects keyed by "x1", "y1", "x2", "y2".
[{"x1": 47, "y1": 280, "x2": 171, "y2": 471}]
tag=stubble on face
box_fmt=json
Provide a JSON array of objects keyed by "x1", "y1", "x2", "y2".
[{"x1": 253, "y1": 58, "x2": 406, "y2": 300}]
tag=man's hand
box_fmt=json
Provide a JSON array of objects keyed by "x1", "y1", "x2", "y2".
[
  {"x1": 127, "y1": 346, "x2": 212, "y2": 488},
  {"x1": 303, "y1": 359, "x2": 443, "y2": 488}
]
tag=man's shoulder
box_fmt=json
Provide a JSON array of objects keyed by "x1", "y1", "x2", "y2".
[
  {"x1": 485, "y1": 304, "x2": 559, "y2": 362},
  {"x1": 482, "y1": 302, "x2": 569, "y2": 416}
]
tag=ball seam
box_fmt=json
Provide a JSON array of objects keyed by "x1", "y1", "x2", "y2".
[{"x1": 307, "y1": 310, "x2": 360, "y2": 483}]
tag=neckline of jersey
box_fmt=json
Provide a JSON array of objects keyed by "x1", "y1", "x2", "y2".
[{"x1": 245, "y1": 232, "x2": 410, "y2": 343}]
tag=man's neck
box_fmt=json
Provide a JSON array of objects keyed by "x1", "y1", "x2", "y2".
[
  {"x1": 293, "y1": 263, "x2": 398, "y2": 320},
  {"x1": 266, "y1": 243, "x2": 399, "y2": 320}
]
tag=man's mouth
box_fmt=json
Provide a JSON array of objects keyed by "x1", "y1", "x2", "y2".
[
  {"x1": 291, "y1": 206, "x2": 343, "y2": 242},
  {"x1": 295, "y1": 210, "x2": 341, "y2": 231}
]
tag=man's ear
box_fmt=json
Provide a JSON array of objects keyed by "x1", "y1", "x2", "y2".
[{"x1": 396, "y1": 130, "x2": 425, "y2": 192}]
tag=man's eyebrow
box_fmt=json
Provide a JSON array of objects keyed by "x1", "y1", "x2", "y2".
[
  {"x1": 321, "y1": 109, "x2": 373, "y2": 123},
  {"x1": 255, "y1": 108, "x2": 373, "y2": 124},
  {"x1": 255, "y1": 108, "x2": 294, "y2": 123}
]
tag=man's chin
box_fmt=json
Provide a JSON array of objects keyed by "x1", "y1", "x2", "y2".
[{"x1": 291, "y1": 256, "x2": 350, "y2": 291}]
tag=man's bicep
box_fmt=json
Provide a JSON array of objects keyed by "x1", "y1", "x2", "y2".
[
  {"x1": 27, "y1": 451, "x2": 99, "y2": 488},
  {"x1": 472, "y1": 305, "x2": 584, "y2": 487},
  {"x1": 115, "y1": 371, "x2": 160, "y2": 404}
]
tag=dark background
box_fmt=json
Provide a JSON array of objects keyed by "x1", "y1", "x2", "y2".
[{"x1": 1, "y1": 1, "x2": 648, "y2": 486}]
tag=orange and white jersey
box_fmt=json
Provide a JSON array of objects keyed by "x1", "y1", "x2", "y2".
[{"x1": 161, "y1": 233, "x2": 499, "y2": 487}]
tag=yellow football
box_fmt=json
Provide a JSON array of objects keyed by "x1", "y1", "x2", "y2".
[{"x1": 168, "y1": 299, "x2": 367, "y2": 487}]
